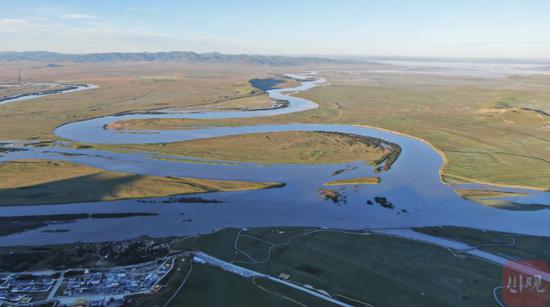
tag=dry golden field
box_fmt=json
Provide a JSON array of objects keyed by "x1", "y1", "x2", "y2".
[
  {"x1": 93, "y1": 131, "x2": 393, "y2": 165},
  {"x1": 0, "y1": 159, "x2": 283, "y2": 206},
  {"x1": 3, "y1": 61, "x2": 550, "y2": 189},
  {"x1": 0, "y1": 61, "x2": 305, "y2": 139}
]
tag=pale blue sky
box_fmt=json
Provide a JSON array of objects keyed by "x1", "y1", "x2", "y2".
[{"x1": 1, "y1": 0, "x2": 549, "y2": 58}]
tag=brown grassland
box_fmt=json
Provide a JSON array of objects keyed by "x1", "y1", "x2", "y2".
[
  {"x1": 0, "y1": 82, "x2": 68, "y2": 99},
  {"x1": 102, "y1": 69, "x2": 550, "y2": 189},
  {"x1": 0, "y1": 62, "x2": 302, "y2": 140},
  {"x1": 2, "y1": 62, "x2": 550, "y2": 189},
  {"x1": 93, "y1": 131, "x2": 393, "y2": 165},
  {"x1": 324, "y1": 176, "x2": 380, "y2": 186},
  {"x1": 0, "y1": 159, "x2": 283, "y2": 206}
]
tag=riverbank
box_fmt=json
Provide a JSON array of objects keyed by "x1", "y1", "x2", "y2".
[
  {"x1": 0, "y1": 83, "x2": 93, "y2": 105},
  {"x1": 0, "y1": 62, "x2": 299, "y2": 140},
  {"x1": 293, "y1": 78, "x2": 550, "y2": 191},
  {"x1": 4, "y1": 225, "x2": 538, "y2": 306},
  {"x1": 0, "y1": 213, "x2": 158, "y2": 237},
  {"x1": 0, "y1": 159, "x2": 284, "y2": 206},
  {"x1": 355, "y1": 124, "x2": 550, "y2": 191},
  {"x1": 82, "y1": 72, "x2": 550, "y2": 191}
]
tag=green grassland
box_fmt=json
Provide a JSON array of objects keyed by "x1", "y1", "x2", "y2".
[
  {"x1": 416, "y1": 226, "x2": 550, "y2": 264},
  {"x1": 130, "y1": 258, "x2": 333, "y2": 307},
  {"x1": 5, "y1": 225, "x2": 550, "y2": 305},
  {"x1": 293, "y1": 74, "x2": 550, "y2": 189},
  {"x1": 156, "y1": 227, "x2": 504, "y2": 306},
  {"x1": 0, "y1": 159, "x2": 283, "y2": 206}
]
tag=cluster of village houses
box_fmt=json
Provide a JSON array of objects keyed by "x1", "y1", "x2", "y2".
[{"x1": 0, "y1": 258, "x2": 173, "y2": 305}]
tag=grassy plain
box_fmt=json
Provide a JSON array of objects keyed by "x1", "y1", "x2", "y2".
[
  {"x1": 0, "y1": 159, "x2": 283, "y2": 205},
  {"x1": 0, "y1": 83, "x2": 68, "y2": 99},
  {"x1": 3, "y1": 62, "x2": 550, "y2": 189},
  {"x1": 166, "y1": 227, "x2": 502, "y2": 306},
  {"x1": 0, "y1": 62, "x2": 302, "y2": 140},
  {"x1": 112, "y1": 71, "x2": 550, "y2": 189},
  {"x1": 6, "y1": 225, "x2": 548, "y2": 305},
  {"x1": 134, "y1": 261, "x2": 332, "y2": 307},
  {"x1": 94, "y1": 131, "x2": 394, "y2": 165},
  {"x1": 417, "y1": 226, "x2": 550, "y2": 264},
  {"x1": 293, "y1": 73, "x2": 550, "y2": 189}
]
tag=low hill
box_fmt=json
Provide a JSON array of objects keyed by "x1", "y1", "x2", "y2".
[{"x1": 0, "y1": 51, "x2": 354, "y2": 66}]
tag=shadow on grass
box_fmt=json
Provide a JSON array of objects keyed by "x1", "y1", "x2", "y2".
[{"x1": 0, "y1": 173, "x2": 148, "y2": 206}]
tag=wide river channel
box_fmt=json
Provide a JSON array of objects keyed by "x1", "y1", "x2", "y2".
[{"x1": 1, "y1": 73, "x2": 549, "y2": 246}]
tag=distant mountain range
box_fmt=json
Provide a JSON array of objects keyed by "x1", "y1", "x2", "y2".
[{"x1": 0, "y1": 51, "x2": 354, "y2": 66}]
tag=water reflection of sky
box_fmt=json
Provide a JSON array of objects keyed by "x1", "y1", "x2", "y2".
[{"x1": 0, "y1": 74, "x2": 549, "y2": 246}]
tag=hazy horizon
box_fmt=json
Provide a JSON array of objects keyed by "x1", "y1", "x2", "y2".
[
  {"x1": 1, "y1": 1, "x2": 549, "y2": 59},
  {"x1": 3, "y1": 50, "x2": 550, "y2": 64}
]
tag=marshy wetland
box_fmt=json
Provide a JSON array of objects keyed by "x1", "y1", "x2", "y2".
[
  {"x1": 1, "y1": 62, "x2": 550, "y2": 306},
  {"x1": 1, "y1": 69, "x2": 549, "y2": 247}
]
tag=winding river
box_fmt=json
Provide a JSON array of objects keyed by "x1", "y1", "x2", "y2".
[
  {"x1": 1, "y1": 73, "x2": 549, "y2": 246},
  {"x1": 0, "y1": 83, "x2": 97, "y2": 105}
]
